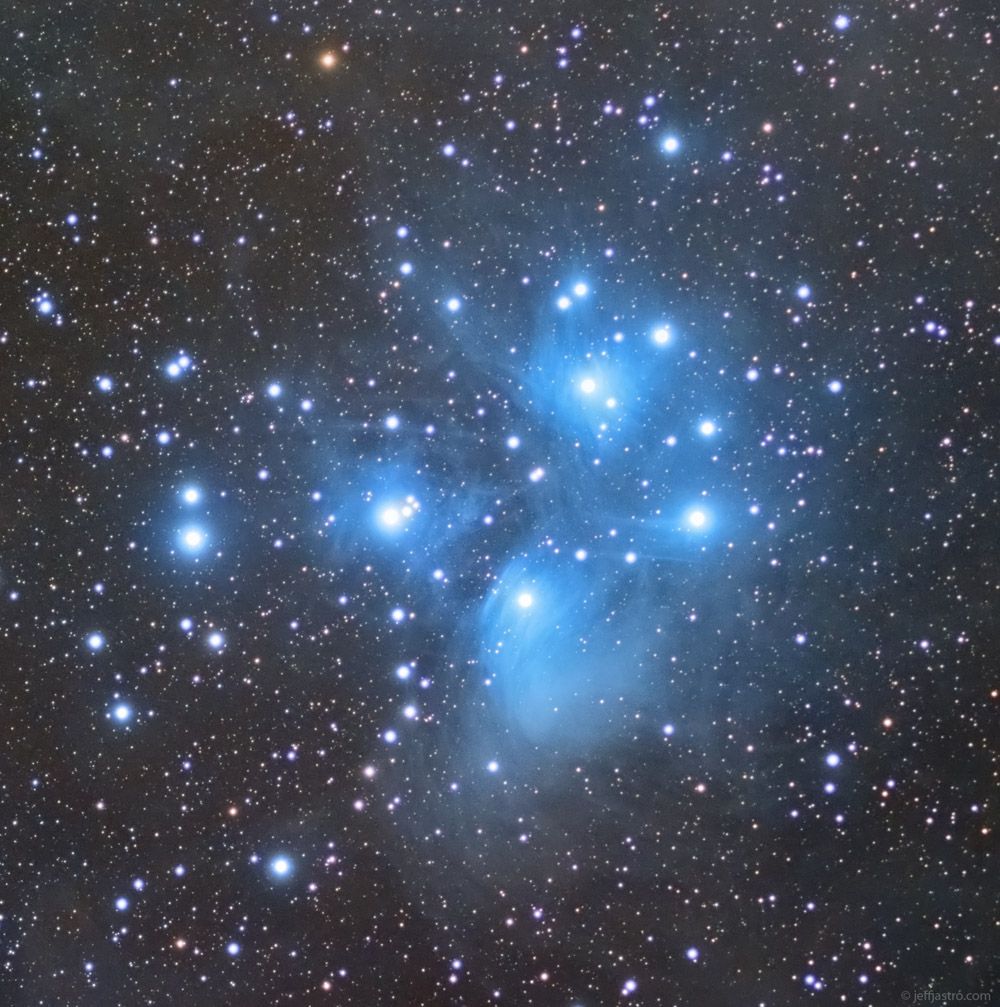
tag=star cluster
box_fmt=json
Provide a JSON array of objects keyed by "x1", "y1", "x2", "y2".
[{"x1": 1, "y1": 2, "x2": 997, "y2": 1005}]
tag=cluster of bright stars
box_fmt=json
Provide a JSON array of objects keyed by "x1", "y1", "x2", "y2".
[
  {"x1": 89, "y1": 622, "x2": 230, "y2": 730},
  {"x1": 377, "y1": 495, "x2": 421, "y2": 532}
]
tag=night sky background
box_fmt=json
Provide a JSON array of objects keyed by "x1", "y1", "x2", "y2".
[{"x1": 2, "y1": 1, "x2": 998, "y2": 1004}]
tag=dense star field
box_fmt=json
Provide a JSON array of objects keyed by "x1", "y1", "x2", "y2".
[{"x1": 1, "y1": 1, "x2": 998, "y2": 1004}]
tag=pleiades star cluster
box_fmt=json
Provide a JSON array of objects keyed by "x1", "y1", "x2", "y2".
[{"x1": 1, "y1": 2, "x2": 997, "y2": 1005}]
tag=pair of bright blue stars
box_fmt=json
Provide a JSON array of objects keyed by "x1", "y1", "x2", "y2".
[
  {"x1": 164, "y1": 353, "x2": 192, "y2": 378},
  {"x1": 177, "y1": 484, "x2": 210, "y2": 554},
  {"x1": 265, "y1": 382, "x2": 315, "y2": 412},
  {"x1": 556, "y1": 281, "x2": 591, "y2": 310}
]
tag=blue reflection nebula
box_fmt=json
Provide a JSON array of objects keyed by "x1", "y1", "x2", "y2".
[{"x1": 478, "y1": 554, "x2": 664, "y2": 746}]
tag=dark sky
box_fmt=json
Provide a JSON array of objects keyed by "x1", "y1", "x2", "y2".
[{"x1": 1, "y1": 1, "x2": 997, "y2": 1004}]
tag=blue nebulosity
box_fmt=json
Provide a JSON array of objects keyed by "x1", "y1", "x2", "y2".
[
  {"x1": 427, "y1": 284, "x2": 755, "y2": 751},
  {"x1": 4, "y1": 5, "x2": 993, "y2": 1002},
  {"x1": 478, "y1": 552, "x2": 668, "y2": 746}
]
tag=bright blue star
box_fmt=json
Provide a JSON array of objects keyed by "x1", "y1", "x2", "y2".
[
  {"x1": 269, "y1": 855, "x2": 293, "y2": 879},
  {"x1": 378, "y1": 505, "x2": 402, "y2": 529},
  {"x1": 179, "y1": 526, "x2": 207, "y2": 553},
  {"x1": 86, "y1": 632, "x2": 106, "y2": 652},
  {"x1": 376, "y1": 495, "x2": 420, "y2": 534},
  {"x1": 661, "y1": 134, "x2": 681, "y2": 154}
]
